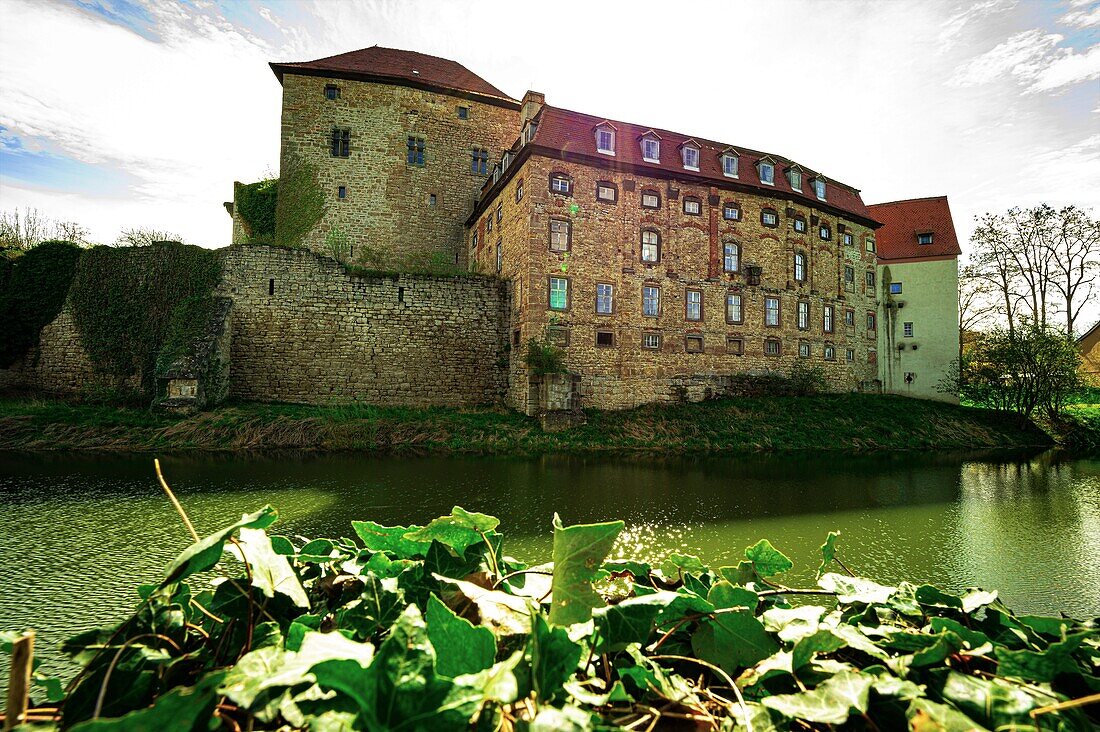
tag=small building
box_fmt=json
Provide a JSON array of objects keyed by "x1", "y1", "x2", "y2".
[
  {"x1": 866, "y1": 197, "x2": 962, "y2": 402},
  {"x1": 1078, "y1": 320, "x2": 1100, "y2": 385}
]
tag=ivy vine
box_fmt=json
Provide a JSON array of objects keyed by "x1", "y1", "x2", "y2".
[
  {"x1": 0, "y1": 241, "x2": 83, "y2": 367},
  {"x1": 235, "y1": 179, "x2": 277, "y2": 245},
  {"x1": 273, "y1": 153, "x2": 325, "y2": 249}
]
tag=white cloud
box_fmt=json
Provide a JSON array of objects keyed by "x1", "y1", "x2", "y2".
[
  {"x1": 940, "y1": 0, "x2": 1018, "y2": 45},
  {"x1": 949, "y1": 29, "x2": 1063, "y2": 86},
  {"x1": 1059, "y1": 2, "x2": 1100, "y2": 28},
  {"x1": 1030, "y1": 43, "x2": 1100, "y2": 90}
]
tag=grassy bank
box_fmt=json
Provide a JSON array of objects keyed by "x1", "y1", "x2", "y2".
[{"x1": 0, "y1": 393, "x2": 1054, "y2": 453}]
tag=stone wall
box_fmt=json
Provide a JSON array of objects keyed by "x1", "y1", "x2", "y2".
[
  {"x1": 472, "y1": 153, "x2": 881, "y2": 411},
  {"x1": 218, "y1": 245, "x2": 509, "y2": 406},
  {"x1": 2, "y1": 307, "x2": 126, "y2": 396},
  {"x1": 278, "y1": 74, "x2": 519, "y2": 267}
]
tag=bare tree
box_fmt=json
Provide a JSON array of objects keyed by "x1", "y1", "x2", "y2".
[
  {"x1": 958, "y1": 263, "x2": 999, "y2": 361},
  {"x1": 1003, "y1": 205, "x2": 1056, "y2": 329},
  {"x1": 1044, "y1": 206, "x2": 1099, "y2": 337},
  {"x1": 113, "y1": 227, "x2": 184, "y2": 247},
  {"x1": 0, "y1": 207, "x2": 91, "y2": 248},
  {"x1": 969, "y1": 212, "x2": 1022, "y2": 334}
]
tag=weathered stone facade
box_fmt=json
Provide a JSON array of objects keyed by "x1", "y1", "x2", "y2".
[
  {"x1": 217, "y1": 246, "x2": 509, "y2": 406},
  {"x1": 277, "y1": 74, "x2": 519, "y2": 267},
  {"x1": 471, "y1": 154, "x2": 881, "y2": 411}
]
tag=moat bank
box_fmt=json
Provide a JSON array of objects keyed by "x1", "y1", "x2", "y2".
[{"x1": 0, "y1": 393, "x2": 1054, "y2": 453}]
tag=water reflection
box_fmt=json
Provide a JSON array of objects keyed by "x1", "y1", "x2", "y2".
[{"x1": 1, "y1": 448, "x2": 1098, "y2": 684}]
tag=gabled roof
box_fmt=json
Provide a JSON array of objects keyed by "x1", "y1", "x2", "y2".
[
  {"x1": 866, "y1": 196, "x2": 963, "y2": 261},
  {"x1": 1078, "y1": 319, "x2": 1100, "y2": 345},
  {"x1": 269, "y1": 46, "x2": 518, "y2": 108},
  {"x1": 525, "y1": 105, "x2": 876, "y2": 224}
]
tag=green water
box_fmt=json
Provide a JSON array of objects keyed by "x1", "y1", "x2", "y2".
[{"x1": 1, "y1": 449, "x2": 1098, "y2": 683}]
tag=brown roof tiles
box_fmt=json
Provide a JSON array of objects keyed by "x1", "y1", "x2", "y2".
[{"x1": 867, "y1": 196, "x2": 962, "y2": 261}]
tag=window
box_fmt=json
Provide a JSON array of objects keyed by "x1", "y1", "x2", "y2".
[
  {"x1": 889, "y1": 282, "x2": 903, "y2": 295},
  {"x1": 686, "y1": 335, "x2": 704, "y2": 353},
  {"x1": 641, "y1": 230, "x2": 661, "y2": 262},
  {"x1": 814, "y1": 178, "x2": 826, "y2": 200},
  {"x1": 549, "y1": 219, "x2": 571, "y2": 252},
  {"x1": 722, "y1": 153, "x2": 738, "y2": 177},
  {"x1": 723, "y1": 242, "x2": 740, "y2": 273},
  {"x1": 866, "y1": 238, "x2": 876, "y2": 253},
  {"x1": 845, "y1": 309, "x2": 855, "y2": 327},
  {"x1": 429, "y1": 193, "x2": 437, "y2": 207},
  {"x1": 764, "y1": 338, "x2": 781, "y2": 356},
  {"x1": 643, "y1": 332, "x2": 661, "y2": 350},
  {"x1": 788, "y1": 168, "x2": 802, "y2": 191},
  {"x1": 682, "y1": 145, "x2": 700, "y2": 170},
  {"x1": 686, "y1": 289, "x2": 703, "y2": 321},
  {"x1": 918, "y1": 232, "x2": 934, "y2": 245},
  {"x1": 596, "y1": 283, "x2": 614, "y2": 314},
  {"x1": 515, "y1": 179, "x2": 524, "y2": 202},
  {"x1": 824, "y1": 344, "x2": 836, "y2": 360},
  {"x1": 331, "y1": 128, "x2": 350, "y2": 157},
  {"x1": 799, "y1": 341, "x2": 811, "y2": 358},
  {"x1": 643, "y1": 285, "x2": 661, "y2": 316},
  {"x1": 793, "y1": 216, "x2": 806, "y2": 233},
  {"x1": 641, "y1": 190, "x2": 660, "y2": 209},
  {"x1": 867, "y1": 312, "x2": 876, "y2": 330},
  {"x1": 683, "y1": 197, "x2": 701, "y2": 215},
  {"x1": 324, "y1": 84, "x2": 340, "y2": 100},
  {"x1": 726, "y1": 293, "x2": 743, "y2": 323},
  {"x1": 495, "y1": 241, "x2": 503, "y2": 273},
  {"x1": 470, "y1": 148, "x2": 488, "y2": 174},
  {"x1": 904, "y1": 322, "x2": 914, "y2": 338},
  {"x1": 471, "y1": 231, "x2": 478, "y2": 250},
  {"x1": 843, "y1": 232, "x2": 854, "y2": 246},
  {"x1": 642, "y1": 136, "x2": 660, "y2": 162},
  {"x1": 496, "y1": 203, "x2": 502, "y2": 224},
  {"x1": 596, "y1": 126, "x2": 615, "y2": 155},
  {"x1": 596, "y1": 182, "x2": 617, "y2": 203},
  {"x1": 824, "y1": 304, "x2": 834, "y2": 333},
  {"x1": 866, "y1": 270, "x2": 876, "y2": 289},
  {"x1": 761, "y1": 208, "x2": 778, "y2": 227},
  {"x1": 337, "y1": 185, "x2": 347, "y2": 199},
  {"x1": 723, "y1": 203, "x2": 741, "y2": 221},
  {"x1": 797, "y1": 300, "x2": 809, "y2": 330},
  {"x1": 407, "y1": 136, "x2": 425, "y2": 165},
  {"x1": 728, "y1": 337, "x2": 745, "y2": 355},
  {"x1": 794, "y1": 253, "x2": 806, "y2": 282},
  {"x1": 550, "y1": 172, "x2": 572, "y2": 195},
  {"x1": 846, "y1": 348, "x2": 855, "y2": 362},
  {"x1": 596, "y1": 330, "x2": 615, "y2": 347},
  {"x1": 819, "y1": 225, "x2": 831, "y2": 241},
  {"x1": 486, "y1": 216, "x2": 492, "y2": 235},
  {"x1": 758, "y1": 161, "x2": 775, "y2": 185},
  {"x1": 764, "y1": 296, "x2": 780, "y2": 327},
  {"x1": 457, "y1": 106, "x2": 469, "y2": 119},
  {"x1": 844, "y1": 265, "x2": 855, "y2": 289},
  {"x1": 549, "y1": 277, "x2": 569, "y2": 310}
]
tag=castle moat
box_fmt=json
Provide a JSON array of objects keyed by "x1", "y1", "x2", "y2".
[{"x1": 2, "y1": 449, "x2": 1098, "y2": 683}]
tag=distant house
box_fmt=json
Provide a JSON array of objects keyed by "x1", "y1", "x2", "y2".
[
  {"x1": 1079, "y1": 321, "x2": 1100, "y2": 386},
  {"x1": 866, "y1": 197, "x2": 962, "y2": 403}
]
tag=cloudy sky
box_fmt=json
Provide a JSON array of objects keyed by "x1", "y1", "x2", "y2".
[{"x1": 1, "y1": 0, "x2": 1097, "y2": 253}]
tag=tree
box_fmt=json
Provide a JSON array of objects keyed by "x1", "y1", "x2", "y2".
[
  {"x1": 1044, "y1": 206, "x2": 1099, "y2": 337},
  {"x1": 113, "y1": 227, "x2": 184, "y2": 247},
  {"x1": 0, "y1": 207, "x2": 90, "y2": 249},
  {"x1": 958, "y1": 263, "x2": 999, "y2": 362}
]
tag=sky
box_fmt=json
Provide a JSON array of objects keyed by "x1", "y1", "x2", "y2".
[{"x1": 0, "y1": 0, "x2": 1098, "y2": 255}]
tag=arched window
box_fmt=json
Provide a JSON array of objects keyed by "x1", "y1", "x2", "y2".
[{"x1": 794, "y1": 252, "x2": 806, "y2": 282}]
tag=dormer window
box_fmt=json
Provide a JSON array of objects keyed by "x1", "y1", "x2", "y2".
[
  {"x1": 681, "y1": 141, "x2": 700, "y2": 171},
  {"x1": 813, "y1": 178, "x2": 826, "y2": 200},
  {"x1": 595, "y1": 123, "x2": 616, "y2": 155},
  {"x1": 641, "y1": 132, "x2": 661, "y2": 163},
  {"x1": 721, "y1": 150, "x2": 739, "y2": 177},
  {"x1": 757, "y1": 159, "x2": 775, "y2": 186},
  {"x1": 918, "y1": 232, "x2": 934, "y2": 245},
  {"x1": 787, "y1": 166, "x2": 802, "y2": 192}
]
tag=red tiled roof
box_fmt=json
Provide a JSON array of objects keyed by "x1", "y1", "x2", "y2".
[
  {"x1": 270, "y1": 46, "x2": 518, "y2": 106},
  {"x1": 526, "y1": 105, "x2": 877, "y2": 225},
  {"x1": 867, "y1": 197, "x2": 962, "y2": 260}
]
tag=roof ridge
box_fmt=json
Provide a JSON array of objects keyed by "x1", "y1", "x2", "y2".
[{"x1": 868, "y1": 195, "x2": 950, "y2": 207}]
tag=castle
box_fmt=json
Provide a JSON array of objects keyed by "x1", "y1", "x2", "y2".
[{"x1": 225, "y1": 46, "x2": 959, "y2": 412}]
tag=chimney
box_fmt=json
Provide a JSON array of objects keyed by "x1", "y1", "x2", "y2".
[{"x1": 520, "y1": 90, "x2": 545, "y2": 127}]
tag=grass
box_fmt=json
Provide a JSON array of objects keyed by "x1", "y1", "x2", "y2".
[{"x1": 0, "y1": 393, "x2": 1056, "y2": 454}]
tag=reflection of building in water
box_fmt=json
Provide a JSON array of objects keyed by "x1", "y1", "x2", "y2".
[{"x1": 955, "y1": 455, "x2": 1100, "y2": 615}]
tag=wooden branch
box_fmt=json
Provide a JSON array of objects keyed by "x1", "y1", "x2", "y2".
[{"x1": 4, "y1": 631, "x2": 33, "y2": 731}]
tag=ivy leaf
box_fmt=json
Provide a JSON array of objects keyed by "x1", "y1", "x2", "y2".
[
  {"x1": 907, "y1": 698, "x2": 988, "y2": 732},
  {"x1": 335, "y1": 574, "x2": 405, "y2": 641},
  {"x1": 548, "y1": 515, "x2": 624, "y2": 626},
  {"x1": 744, "y1": 539, "x2": 793, "y2": 577},
  {"x1": 593, "y1": 592, "x2": 679, "y2": 653},
  {"x1": 161, "y1": 506, "x2": 278, "y2": 586},
  {"x1": 226, "y1": 527, "x2": 309, "y2": 608},
  {"x1": 937, "y1": 670, "x2": 1040, "y2": 729},
  {"x1": 425, "y1": 593, "x2": 496, "y2": 678},
  {"x1": 351, "y1": 520, "x2": 431, "y2": 558},
  {"x1": 530, "y1": 612, "x2": 584, "y2": 702},
  {"x1": 762, "y1": 606, "x2": 825, "y2": 644},
  {"x1": 434, "y1": 574, "x2": 532, "y2": 638},
  {"x1": 915, "y1": 585, "x2": 964, "y2": 610},
  {"x1": 960, "y1": 589, "x2": 998, "y2": 613},
  {"x1": 817, "y1": 531, "x2": 840, "y2": 579},
  {"x1": 661, "y1": 552, "x2": 708, "y2": 578},
  {"x1": 994, "y1": 632, "x2": 1087, "y2": 682},
  {"x1": 718, "y1": 561, "x2": 760, "y2": 586},
  {"x1": 762, "y1": 670, "x2": 873, "y2": 724},
  {"x1": 70, "y1": 671, "x2": 227, "y2": 732},
  {"x1": 792, "y1": 628, "x2": 847, "y2": 669},
  {"x1": 691, "y1": 583, "x2": 778, "y2": 674},
  {"x1": 404, "y1": 507, "x2": 500, "y2": 552},
  {"x1": 818, "y1": 573, "x2": 895, "y2": 604}
]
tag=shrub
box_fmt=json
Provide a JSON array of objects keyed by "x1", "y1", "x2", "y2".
[
  {"x1": 0, "y1": 240, "x2": 83, "y2": 367},
  {"x1": 523, "y1": 337, "x2": 565, "y2": 376},
  {"x1": 787, "y1": 360, "x2": 826, "y2": 395},
  {"x1": 235, "y1": 179, "x2": 277, "y2": 245}
]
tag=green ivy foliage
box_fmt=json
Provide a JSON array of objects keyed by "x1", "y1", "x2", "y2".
[
  {"x1": 68, "y1": 243, "x2": 221, "y2": 394},
  {"x1": 273, "y1": 153, "x2": 325, "y2": 249},
  {"x1": 17, "y1": 507, "x2": 1098, "y2": 730},
  {"x1": 235, "y1": 179, "x2": 277, "y2": 245},
  {"x1": 154, "y1": 294, "x2": 217, "y2": 377},
  {"x1": 0, "y1": 241, "x2": 83, "y2": 367}
]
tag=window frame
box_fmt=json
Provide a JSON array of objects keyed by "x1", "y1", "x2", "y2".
[
  {"x1": 683, "y1": 196, "x2": 702, "y2": 216},
  {"x1": 723, "y1": 202, "x2": 741, "y2": 221},
  {"x1": 406, "y1": 136, "x2": 425, "y2": 166},
  {"x1": 331, "y1": 127, "x2": 351, "y2": 158},
  {"x1": 642, "y1": 284, "x2": 661, "y2": 317},
  {"x1": 824, "y1": 304, "x2": 835, "y2": 333},
  {"x1": 758, "y1": 161, "x2": 775, "y2": 186},
  {"x1": 723, "y1": 241, "x2": 741, "y2": 273},
  {"x1": 595, "y1": 282, "x2": 615, "y2": 315},
  {"x1": 596, "y1": 181, "x2": 618, "y2": 204},
  {"x1": 721, "y1": 153, "x2": 739, "y2": 178},
  {"x1": 903, "y1": 321, "x2": 914, "y2": 338},
  {"x1": 726, "y1": 292, "x2": 744, "y2": 323},
  {"x1": 867, "y1": 311, "x2": 877, "y2": 331},
  {"x1": 843, "y1": 232, "x2": 854, "y2": 246},
  {"x1": 866, "y1": 270, "x2": 876, "y2": 289},
  {"x1": 764, "y1": 337, "x2": 782, "y2": 356},
  {"x1": 866, "y1": 238, "x2": 876, "y2": 253},
  {"x1": 641, "y1": 190, "x2": 661, "y2": 209},
  {"x1": 640, "y1": 229, "x2": 661, "y2": 263},
  {"x1": 788, "y1": 167, "x2": 802, "y2": 192},
  {"x1": 917, "y1": 232, "x2": 934, "y2": 245},
  {"x1": 813, "y1": 178, "x2": 826, "y2": 200},
  {"x1": 685, "y1": 334, "x2": 705, "y2": 354},
  {"x1": 548, "y1": 218, "x2": 571, "y2": 252},
  {"x1": 793, "y1": 216, "x2": 807, "y2": 233},
  {"x1": 515, "y1": 178, "x2": 524, "y2": 203},
  {"x1": 548, "y1": 275, "x2": 570, "y2": 311},
  {"x1": 824, "y1": 344, "x2": 836, "y2": 361},
  {"x1": 685, "y1": 288, "x2": 703, "y2": 321},
  {"x1": 761, "y1": 208, "x2": 779, "y2": 228},
  {"x1": 496, "y1": 203, "x2": 502, "y2": 224},
  {"x1": 642, "y1": 332, "x2": 662, "y2": 350},
  {"x1": 799, "y1": 341, "x2": 811, "y2": 358},
  {"x1": 595, "y1": 330, "x2": 615, "y2": 347},
  {"x1": 337, "y1": 185, "x2": 347, "y2": 200},
  {"x1": 797, "y1": 300, "x2": 810, "y2": 330},
  {"x1": 889, "y1": 282, "x2": 903, "y2": 295},
  {"x1": 764, "y1": 296, "x2": 781, "y2": 328},
  {"x1": 845, "y1": 308, "x2": 855, "y2": 328},
  {"x1": 727, "y1": 337, "x2": 745, "y2": 355},
  {"x1": 324, "y1": 84, "x2": 340, "y2": 100},
  {"x1": 681, "y1": 144, "x2": 700, "y2": 171},
  {"x1": 471, "y1": 148, "x2": 489, "y2": 175},
  {"x1": 457, "y1": 105, "x2": 469, "y2": 119},
  {"x1": 495, "y1": 240, "x2": 503, "y2": 274},
  {"x1": 794, "y1": 252, "x2": 806, "y2": 282},
  {"x1": 819, "y1": 224, "x2": 832, "y2": 241},
  {"x1": 641, "y1": 136, "x2": 660, "y2": 163},
  {"x1": 595, "y1": 126, "x2": 615, "y2": 156},
  {"x1": 549, "y1": 172, "x2": 573, "y2": 196}
]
